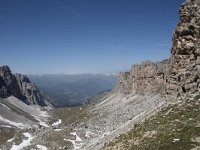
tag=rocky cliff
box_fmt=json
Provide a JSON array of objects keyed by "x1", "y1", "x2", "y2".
[
  {"x1": 166, "y1": 0, "x2": 200, "y2": 95},
  {"x1": 0, "y1": 66, "x2": 22, "y2": 98},
  {"x1": 115, "y1": 0, "x2": 200, "y2": 96},
  {"x1": 115, "y1": 60, "x2": 169, "y2": 95},
  {"x1": 0, "y1": 66, "x2": 47, "y2": 106}
]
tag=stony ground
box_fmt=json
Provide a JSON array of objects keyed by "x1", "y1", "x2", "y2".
[
  {"x1": 79, "y1": 93, "x2": 174, "y2": 150},
  {"x1": 29, "y1": 92, "x2": 173, "y2": 150},
  {"x1": 102, "y1": 94, "x2": 200, "y2": 150}
]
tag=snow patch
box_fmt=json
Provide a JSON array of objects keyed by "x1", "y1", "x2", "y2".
[
  {"x1": 54, "y1": 129, "x2": 62, "y2": 131},
  {"x1": 39, "y1": 122, "x2": 49, "y2": 128},
  {"x1": 71, "y1": 132, "x2": 82, "y2": 142},
  {"x1": 10, "y1": 133, "x2": 33, "y2": 150},
  {"x1": 0, "y1": 115, "x2": 30, "y2": 129},
  {"x1": 173, "y1": 139, "x2": 180, "y2": 142},
  {"x1": 1, "y1": 125, "x2": 12, "y2": 128},
  {"x1": 0, "y1": 103, "x2": 11, "y2": 110},
  {"x1": 38, "y1": 109, "x2": 49, "y2": 118},
  {"x1": 33, "y1": 110, "x2": 49, "y2": 128},
  {"x1": 32, "y1": 115, "x2": 49, "y2": 128},
  {"x1": 37, "y1": 145, "x2": 47, "y2": 150},
  {"x1": 52, "y1": 119, "x2": 62, "y2": 126},
  {"x1": 64, "y1": 132, "x2": 83, "y2": 150},
  {"x1": 100, "y1": 131, "x2": 110, "y2": 139},
  {"x1": 85, "y1": 131, "x2": 96, "y2": 138},
  {"x1": 7, "y1": 138, "x2": 14, "y2": 143}
]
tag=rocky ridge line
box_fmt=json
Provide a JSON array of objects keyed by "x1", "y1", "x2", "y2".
[{"x1": 0, "y1": 66, "x2": 47, "y2": 106}]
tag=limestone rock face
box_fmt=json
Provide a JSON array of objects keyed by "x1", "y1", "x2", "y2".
[
  {"x1": 0, "y1": 75, "x2": 9, "y2": 98},
  {"x1": 15, "y1": 74, "x2": 46, "y2": 106},
  {"x1": 0, "y1": 66, "x2": 22, "y2": 98},
  {"x1": 166, "y1": 0, "x2": 200, "y2": 95},
  {"x1": 115, "y1": 60, "x2": 169, "y2": 95},
  {"x1": 115, "y1": 0, "x2": 200, "y2": 96},
  {"x1": 115, "y1": 72, "x2": 132, "y2": 94},
  {"x1": 0, "y1": 66, "x2": 47, "y2": 106}
]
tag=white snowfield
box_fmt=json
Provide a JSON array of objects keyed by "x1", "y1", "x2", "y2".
[
  {"x1": 10, "y1": 133, "x2": 33, "y2": 150},
  {"x1": 52, "y1": 119, "x2": 62, "y2": 126}
]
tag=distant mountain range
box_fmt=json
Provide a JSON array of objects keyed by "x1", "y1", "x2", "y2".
[{"x1": 28, "y1": 74, "x2": 117, "y2": 107}]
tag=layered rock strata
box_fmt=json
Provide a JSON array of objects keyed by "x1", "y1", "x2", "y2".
[{"x1": 115, "y1": 60, "x2": 169, "y2": 95}]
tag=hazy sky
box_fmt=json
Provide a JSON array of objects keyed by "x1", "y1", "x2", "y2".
[{"x1": 0, "y1": 0, "x2": 184, "y2": 74}]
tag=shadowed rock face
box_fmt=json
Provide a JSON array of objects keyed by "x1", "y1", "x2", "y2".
[
  {"x1": 115, "y1": 0, "x2": 200, "y2": 96},
  {"x1": 15, "y1": 74, "x2": 46, "y2": 106},
  {"x1": 0, "y1": 66, "x2": 22, "y2": 98},
  {"x1": 0, "y1": 76, "x2": 9, "y2": 97},
  {"x1": 0, "y1": 66, "x2": 46, "y2": 106}
]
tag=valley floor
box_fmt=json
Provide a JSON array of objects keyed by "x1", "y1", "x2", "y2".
[{"x1": 1, "y1": 93, "x2": 199, "y2": 150}]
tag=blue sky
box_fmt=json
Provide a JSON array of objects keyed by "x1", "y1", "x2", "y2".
[{"x1": 0, "y1": 0, "x2": 184, "y2": 74}]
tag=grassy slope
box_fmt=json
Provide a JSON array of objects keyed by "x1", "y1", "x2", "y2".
[
  {"x1": 49, "y1": 92, "x2": 109, "y2": 126},
  {"x1": 0, "y1": 127, "x2": 16, "y2": 145},
  {"x1": 50, "y1": 106, "x2": 88, "y2": 126},
  {"x1": 41, "y1": 106, "x2": 89, "y2": 149},
  {"x1": 103, "y1": 95, "x2": 200, "y2": 150}
]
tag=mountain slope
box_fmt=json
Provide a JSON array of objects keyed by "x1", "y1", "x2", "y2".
[
  {"x1": 102, "y1": 0, "x2": 200, "y2": 149},
  {"x1": 0, "y1": 96, "x2": 50, "y2": 150},
  {"x1": 0, "y1": 0, "x2": 199, "y2": 149},
  {"x1": 0, "y1": 66, "x2": 51, "y2": 149},
  {"x1": 103, "y1": 95, "x2": 200, "y2": 150}
]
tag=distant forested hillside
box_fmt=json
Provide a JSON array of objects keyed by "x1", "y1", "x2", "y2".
[{"x1": 28, "y1": 74, "x2": 117, "y2": 107}]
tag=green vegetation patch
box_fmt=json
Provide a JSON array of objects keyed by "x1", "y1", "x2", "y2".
[
  {"x1": 0, "y1": 127, "x2": 15, "y2": 145},
  {"x1": 41, "y1": 128, "x2": 73, "y2": 149},
  {"x1": 49, "y1": 106, "x2": 89, "y2": 126}
]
